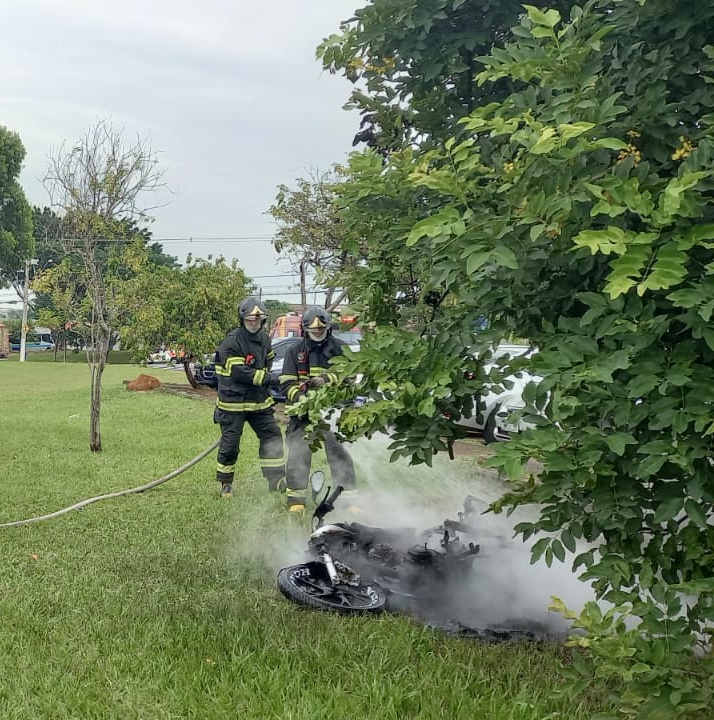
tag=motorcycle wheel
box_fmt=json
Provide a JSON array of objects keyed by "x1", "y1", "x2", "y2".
[{"x1": 277, "y1": 562, "x2": 386, "y2": 614}]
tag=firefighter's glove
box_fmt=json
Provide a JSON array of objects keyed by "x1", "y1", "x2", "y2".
[
  {"x1": 305, "y1": 375, "x2": 328, "y2": 390},
  {"x1": 262, "y1": 371, "x2": 281, "y2": 389}
]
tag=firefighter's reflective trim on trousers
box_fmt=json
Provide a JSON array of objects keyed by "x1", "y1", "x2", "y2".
[
  {"x1": 217, "y1": 462, "x2": 235, "y2": 475},
  {"x1": 252, "y1": 368, "x2": 266, "y2": 386},
  {"x1": 215, "y1": 397, "x2": 275, "y2": 412},
  {"x1": 260, "y1": 455, "x2": 285, "y2": 468},
  {"x1": 286, "y1": 488, "x2": 306, "y2": 502},
  {"x1": 216, "y1": 356, "x2": 246, "y2": 376}
]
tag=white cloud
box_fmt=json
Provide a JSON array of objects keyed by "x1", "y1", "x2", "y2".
[{"x1": 0, "y1": 0, "x2": 361, "y2": 301}]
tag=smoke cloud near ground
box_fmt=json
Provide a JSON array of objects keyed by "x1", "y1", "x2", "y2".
[
  {"x1": 344, "y1": 434, "x2": 598, "y2": 638},
  {"x1": 230, "y1": 431, "x2": 601, "y2": 638}
]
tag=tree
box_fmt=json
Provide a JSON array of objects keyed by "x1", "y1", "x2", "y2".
[
  {"x1": 114, "y1": 254, "x2": 253, "y2": 361},
  {"x1": 264, "y1": 299, "x2": 294, "y2": 320},
  {"x1": 0, "y1": 126, "x2": 34, "y2": 292},
  {"x1": 30, "y1": 208, "x2": 178, "y2": 358},
  {"x1": 267, "y1": 168, "x2": 357, "y2": 310},
  {"x1": 318, "y1": 0, "x2": 572, "y2": 153},
  {"x1": 312, "y1": 1, "x2": 714, "y2": 716},
  {"x1": 43, "y1": 119, "x2": 165, "y2": 451}
]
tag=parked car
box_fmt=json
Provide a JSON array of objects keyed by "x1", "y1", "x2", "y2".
[
  {"x1": 10, "y1": 338, "x2": 55, "y2": 352},
  {"x1": 455, "y1": 344, "x2": 542, "y2": 443}
]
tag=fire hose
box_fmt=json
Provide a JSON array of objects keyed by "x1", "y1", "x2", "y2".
[{"x1": 0, "y1": 438, "x2": 220, "y2": 529}]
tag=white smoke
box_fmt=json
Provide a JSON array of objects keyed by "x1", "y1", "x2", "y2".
[{"x1": 228, "y1": 431, "x2": 601, "y2": 639}]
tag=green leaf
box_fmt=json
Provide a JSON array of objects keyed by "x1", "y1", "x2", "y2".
[
  {"x1": 627, "y1": 373, "x2": 660, "y2": 397},
  {"x1": 684, "y1": 499, "x2": 709, "y2": 529},
  {"x1": 653, "y1": 496, "x2": 683, "y2": 523},
  {"x1": 417, "y1": 397, "x2": 435, "y2": 416},
  {"x1": 681, "y1": 223, "x2": 714, "y2": 248},
  {"x1": 552, "y1": 538, "x2": 566, "y2": 562},
  {"x1": 530, "y1": 127, "x2": 558, "y2": 154},
  {"x1": 667, "y1": 286, "x2": 705, "y2": 309},
  {"x1": 406, "y1": 207, "x2": 461, "y2": 247},
  {"x1": 524, "y1": 5, "x2": 561, "y2": 28},
  {"x1": 573, "y1": 227, "x2": 640, "y2": 255},
  {"x1": 605, "y1": 432, "x2": 636, "y2": 456},
  {"x1": 637, "y1": 242, "x2": 688, "y2": 295},
  {"x1": 655, "y1": 171, "x2": 707, "y2": 223},
  {"x1": 605, "y1": 245, "x2": 651, "y2": 298},
  {"x1": 561, "y1": 530, "x2": 576, "y2": 552},
  {"x1": 530, "y1": 224, "x2": 545, "y2": 241},
  {"x1": 590, "y1": 137, "x2": 628, "y2": 151},
  {"x1": 466, "y1": 250, "x2": 491, "y2": 274},
  {"x1": 558, "y1": 122, "x2": 595, "y2": 142},
  {"x1": 491, "y1": 246, "x2": 519, "y2": 269},
  {"x1": 531, "y1": 25, "x2": 554, "y2": 39}
]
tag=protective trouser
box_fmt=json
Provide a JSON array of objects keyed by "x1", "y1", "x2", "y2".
[
  {"x1": 285, "y1": 415, "x2": 356, "y2": 505},
  {"x1": 215, "y1": 408, "x2": 285, "y2": 490}
]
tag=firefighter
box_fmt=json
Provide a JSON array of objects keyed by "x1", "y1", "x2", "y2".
[
  {"x1": 279, "y1": 306, "x2": 357, "y2": 511},
  {"x1": 214, "y1": 296, "x2": 285, "y2": 497}
]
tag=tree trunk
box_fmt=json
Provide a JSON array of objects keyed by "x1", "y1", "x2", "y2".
[
  {"x1": 88, "y1": 325, "x2": 111, "y2": 452},
  {"x1": 89, "y1": 363, "x2": 103, "y2": 452}
]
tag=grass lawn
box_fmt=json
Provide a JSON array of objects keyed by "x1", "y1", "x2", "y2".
[{"x1": 0, "y1": 361, "x2": 606, "y2": 719}]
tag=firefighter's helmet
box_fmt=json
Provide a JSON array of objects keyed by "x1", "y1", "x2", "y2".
[
  {"x1": 302, "y1": 306, "x2": 332, "y2": 343},
  {"x1": 239, "y1": 296, "x2": 268, "y2": 332}
]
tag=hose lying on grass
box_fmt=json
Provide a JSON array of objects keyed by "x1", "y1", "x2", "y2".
[{"x1": 0, "y1": 438, "x2": 220, "y2": 529}]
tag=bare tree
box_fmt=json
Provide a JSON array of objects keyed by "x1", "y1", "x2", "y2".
[
  {"x1": 43, "y1": 119, "x2": 165, "y2": 451},
  {"x1": 267, "y1": 167, "x2": 356, "y2": 311}
]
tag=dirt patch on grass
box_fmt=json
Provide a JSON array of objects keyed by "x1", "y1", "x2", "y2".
[
  {"x1": 158, "y1": 383, "x2": 218, "y2": 402},
  {"x1": 451, "y1": 436, "x2": 495, "y2": 461}
]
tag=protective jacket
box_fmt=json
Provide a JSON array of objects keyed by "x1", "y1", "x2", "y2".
[
  {"x1": 279, "y1": 335, "x2": 346, "y2": 404},
  {"x1": 215, "y1": 326, "x2": 275, "y2": 412}
]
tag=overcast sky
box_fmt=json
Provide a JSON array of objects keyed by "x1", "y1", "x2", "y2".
[{"x1": 0, "y1": 0, "x2": 362, "y2": 303}]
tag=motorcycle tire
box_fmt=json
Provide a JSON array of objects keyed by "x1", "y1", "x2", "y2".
[{"x1": 277, "y1": 562, "x2": 387, "y2": 614}]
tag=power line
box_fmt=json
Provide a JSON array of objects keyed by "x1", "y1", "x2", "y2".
[
  {"x1": 149, "y1": 240, "x2": 275, "y2": 243},
  {"x1": 250, "y1": 273, "x2": 303, "y2": 279},
  {"x1": 260, "y1": 291, "x2": 328, "y2": 297}
]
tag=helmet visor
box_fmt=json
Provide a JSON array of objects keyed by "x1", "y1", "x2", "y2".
[{"x1": 305, "y1": 313, "x2": 328, "y2": 341}]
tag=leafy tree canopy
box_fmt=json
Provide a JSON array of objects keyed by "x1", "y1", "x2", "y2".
[
  {"x1": 0, "y1": 126, "x2": 33, "y2": 286},
  {"x1": 319, "y1": 0, "x2": 573, "y2": 153},
  {"x1": 115, "y1": 253, "x2": 253, "y2": 361},
  {"x1": 267, "y1": 168, "x2": 358, "y2": 309},
  {"x1": 310, "y1": 1, "x2": 714, "y2": 715}
]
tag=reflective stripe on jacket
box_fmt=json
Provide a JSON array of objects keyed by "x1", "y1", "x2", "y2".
[
  {"x1": 215, "y1": 326, "x2": 275, "y2": 412},
  {"x1": 280, "y1": 335, "x2": 346, "y2": 404}
]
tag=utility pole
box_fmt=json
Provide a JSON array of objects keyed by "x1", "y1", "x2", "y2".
[
  {"x1": 19, "y1": 258, "x2": 38, "y2": 363},
  {"x1": 299, "y1": 260, "x2": 307, "y2": 311}
]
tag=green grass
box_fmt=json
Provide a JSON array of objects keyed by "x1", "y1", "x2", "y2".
[{"x1": 0, "y1": 363, "x2": 606, "y2": 719}]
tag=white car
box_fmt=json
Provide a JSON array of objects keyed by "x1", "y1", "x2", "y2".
[{"x1": 456, "y1": 343, "x2": 542, "y2": 442}]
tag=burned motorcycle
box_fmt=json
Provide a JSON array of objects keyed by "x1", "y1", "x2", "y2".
[{"x1": 276, "y1": 472, "x2": 482, "y2": 617}]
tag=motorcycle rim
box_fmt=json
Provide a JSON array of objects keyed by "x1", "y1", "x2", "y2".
[{"x1": 277, "y1": 562, "x2": 386, "y2": 614}]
